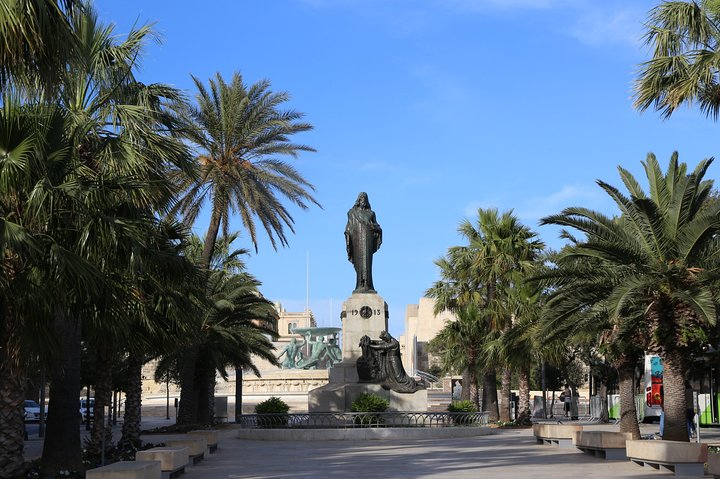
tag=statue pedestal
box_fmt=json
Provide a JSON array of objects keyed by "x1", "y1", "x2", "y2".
[{"x1": 308, "y1": 292, "x2": 427, "y2": 412}]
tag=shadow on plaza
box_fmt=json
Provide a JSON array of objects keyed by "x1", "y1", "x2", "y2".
[{"x1": 181, "y1": 430, "x2": 665, "y2": 479}]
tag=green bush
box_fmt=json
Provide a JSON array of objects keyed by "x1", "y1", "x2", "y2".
[
  {"x1": 351, "y1": 393, "x2": 389, "y2": 412},
  {"x1": 351, "y1": 393, "x2": 389, "y2": 426},
  {"x1": 254, "y1": 396, "x2": 290, "y2": 414},
  {"x1": 447, "y1": 400, "x2": 477, "y2": 413}
]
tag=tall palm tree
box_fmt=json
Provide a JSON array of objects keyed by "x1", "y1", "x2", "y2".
[
  {"x1": 541, "y1": 152, "x2": 720, "y2": 441},
  {"x1": 426, "y1": 250, "x2": 484, "y2": 403},
  {"x1": 172, "y1": 72, "x2": 319, "y2": 424},
  {"x1": 635, "y1": 0, "x2": 720, "y2": 119},
  {"x1": 427, "y1": 302, "x2": 490, "y2": 409},
  {"x1": 535, "y1": 253, "x2": 645, "y2": 438},
  {"x1": 453, "y1": 208, "x2": 544, "y2": 421},
  {"x1": 21, "y1": 6, "x2": 188, "y2": 472},
  {"x1": 0, "y1": 99, "x2": 99, "y2": 477}
]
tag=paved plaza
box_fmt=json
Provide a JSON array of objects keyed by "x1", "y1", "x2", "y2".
[{"x1": 23, "y1": 419, "x2": 720, "y2": 478}]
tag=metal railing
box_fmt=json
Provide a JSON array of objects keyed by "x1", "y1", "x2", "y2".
[
  {"x1": 239, "y1": 411, "x2": 489, "y2": 429},
  {"x1": 415, "y1": 370, "x2": 440, "y2": 384}
]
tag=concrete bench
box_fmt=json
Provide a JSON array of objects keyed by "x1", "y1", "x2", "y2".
[
  {"x1": 573, "y1": 431, "x2": 631, "y2": 460},
  {"x1": 188, "y1": 429, "x2": 219, "y2": 453},
  {"x1": 136, "y1": 447, "x2": 189, "y2": 479},
  {"x1": 86, "y1": 461, "x2": 160, "y2": 479},
  {"x1": 625, "y1": 439, "x2": 708, "y2": 477},
  {"x1": 165, "y1": 437, "x2": 207, "y2": 465},
  {"x1": 532, "y1": 423, "x2": 583, "y2": 448}
]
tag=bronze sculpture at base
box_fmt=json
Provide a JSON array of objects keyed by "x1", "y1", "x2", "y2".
[{"x1": 357, "y1": 331, "x2": 426, "y2": 393}]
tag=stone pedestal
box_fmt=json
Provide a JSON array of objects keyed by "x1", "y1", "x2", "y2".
[
  {"x1": 340, "y1": 293, "x2": 388, "y2": 361},
  {"x1": 308, "y1": 292, "x2": 427, "y2": 412}
]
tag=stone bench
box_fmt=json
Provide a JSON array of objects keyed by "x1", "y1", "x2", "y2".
[
  {"x1": 86, "y1": 461, "x2": 160, "y2": 479},
  {"x1": 165, "y1": 437, "x2": 207, "y2": 465},
  {"x1": 188, "y1": 429, "x2": 219, "y2": 453},
  {"x1": 625, "y1": 439, "x2": 708, "y2": 477},
  {"x1": 136, "y1": 447, "x2": 189, "y2": 479},
  {"x1": 532, "y1": 423, "x2": 583, "y2": 448},
  {"x1": 573, "y1": 431, "x2": 631, "y2": 460}
]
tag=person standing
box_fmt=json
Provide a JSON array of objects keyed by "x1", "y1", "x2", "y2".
[{"x1": 562, "y1": 385, "x2": 571, "y2": 418}]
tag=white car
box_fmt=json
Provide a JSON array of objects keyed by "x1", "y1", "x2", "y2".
[
  {"x1": 24, "y1": 400, "x2": 41, "y2": 422},
  {"x1": 80, "y1": 398, "x2": 94, "y2": 423}
]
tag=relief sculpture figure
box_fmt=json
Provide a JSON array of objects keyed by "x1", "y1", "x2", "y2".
[
  {"x1": 345, "y1": 192, "x2": 382, "y2": 293},
  {"x1": 357, "y1": 331, "x2": 426, "y2": 393}
]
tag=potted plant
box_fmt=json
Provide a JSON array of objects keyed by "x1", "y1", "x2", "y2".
[
  {"x1": 254, "y1": 396, "x2": 290, "y2": 428},
  {"x1": 351, "y1": 393, "x2": 389, "y2": 426},
  {"x1": 447, "y1": 400, "x2": 478, "y2": 425}
]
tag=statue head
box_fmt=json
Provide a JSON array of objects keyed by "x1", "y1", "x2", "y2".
[
  {"x1": 354, "y1": 192, "x2": 370, "y2": 209},
  {"x1": 379, "y1": 330, "x2": 390, "y2": 341}
]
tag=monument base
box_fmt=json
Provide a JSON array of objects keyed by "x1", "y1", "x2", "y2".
[
  {"x1": 308, "y1": 382, "x2": 427, "y2": 413},
  {"x1": 308, "y1": 290, "x2": 426, "y2": 413}
]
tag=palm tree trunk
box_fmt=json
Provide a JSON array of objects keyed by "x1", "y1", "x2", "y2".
[
  {"x1": 88, "y1": 343, "x2": 113, "y2": 455},
  {"x1": 0, "y1": 308, "x2": 27, "y2": 478},
  {"x1": 42, "y1": 311, "x2": 82, "y2": 475},
  {"x1": 597, "y1": 380, "x2": 609, "y2": 423},
  {"x1": 234, "y1": 367, "x2": 243, "y2": 420},
  {"x1": 483, "y1": 371, "x2": 499, "y2": 421},
  {"x1": 617, "y1": 364, "x2": 641, "y2": 439},
  {"x1": 499, "y1": 366, "x2": 512, "y2": 422},
  {"x1": 661, "y1": 349, "x2": 689, "y2": 442},
  {"x1": 516, "y1": 367, "x2": 531, "y2": 425},
  {"x1": 196, "y1": 352, "x2": 216, "y2": 425},
  {"x1": 119, "y1": 351, "x2": 143, "y2": 448},
  {"x1": 179, "y1": 207, "x2": 222, "y2": 425},
  {"x1": 461, "y1": 368, "x2": 471, "y2": 401},
  {"x1": 467, "y1": 349, "x2": 479, "y2": 409},
  {"x1": 177, "y1": 346, "x2": 199, "y2": 425}
]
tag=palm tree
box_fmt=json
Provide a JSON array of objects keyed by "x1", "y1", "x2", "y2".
[
  {"x1": 634, "y1": 1, "x2": 720, "y2": 119},
  {"x1": 25, "y1": 6, "x2": 188, "y2": 471},
  {"x1": 427, "y1": 302, "x2": 489, "y2": 409},
  {"x1": 172, "y1": 72, "x2": 319, "y2": 424},
  {"x1": 117, "y1": 221, "x2": 201, "y2": 448},
  {"x1": 0, "y1": 0, "x2": 81, "y2": 89},
  {"x1": 453, "y1": 208, "x2": 545, "y2": 421},
  {"x1": 541, "y1": 152, "x2": 720, "y2": 441},
  {"x1": 535, "y1": 253, "x2": 645, "y2": 438},
  {"x1": 0, "y1": 99, "x2": 96, "y2": 477},
  {"x1": 426, "y1": 249, "x2": 484, "y2": 403}
]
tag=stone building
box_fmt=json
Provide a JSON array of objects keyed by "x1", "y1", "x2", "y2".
[{"x1": 399, "y1": 297, "x2": 456, "y2": 377}]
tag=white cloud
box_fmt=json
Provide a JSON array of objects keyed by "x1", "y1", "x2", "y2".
[
  {"x1": 516, "y1": 183, "x2": 613, "y2": 223},
  {"x1": 462, "y1": 184, "x2": 613, "y2": 227},
  {"x1": 567, "y1": 6, "x2": 646, "y2": 46},
  {"x1": 440, "y1": 0, "x2": 567, "y2": 11}
]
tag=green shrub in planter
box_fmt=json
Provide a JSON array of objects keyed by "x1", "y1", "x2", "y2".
[
  {"x1": 351, "y1": 393, "x2": 389, "y2": 426},
  {"x1": 254, "y1": 396, "x2": 290, "y2": 427},
  {"x1": 447, "y1": 400, "x2": 477, "y2": 425}
]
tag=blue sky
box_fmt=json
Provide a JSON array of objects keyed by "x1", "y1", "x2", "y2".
[{"x1": 96, "y1": 0, "x2": 719, "y2": 336}]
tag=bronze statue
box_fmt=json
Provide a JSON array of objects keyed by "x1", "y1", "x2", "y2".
[
  {"x1": 357, "y1": 331, "x2": 426, "y2": 393},
  {"x1": 345, "y1": 192, "x2": 382, "y2": 293}
]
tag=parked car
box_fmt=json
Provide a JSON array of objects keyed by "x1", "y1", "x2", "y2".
[
  {"x1": 79, "y1": 398, "x2": 94, "y2": 424},
  {"x1": 24, "y1": 400, "x2": 41, "y2": 422}
]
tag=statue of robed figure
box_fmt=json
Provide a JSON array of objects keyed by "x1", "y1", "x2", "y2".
[
  {"x1": 357, "y1": 331, "x2": 426, "y2": 393},
  {"x1": 345, "y1": 192, "x2": 382, "y2": 293}
]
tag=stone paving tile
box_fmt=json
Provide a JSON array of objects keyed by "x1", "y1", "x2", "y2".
[
  {"x1": 25, "y1": 420, "x2": 720, "y2": 478},
  {"x1": 178, "y1": 428, "x2": 693, "y2": 479}
]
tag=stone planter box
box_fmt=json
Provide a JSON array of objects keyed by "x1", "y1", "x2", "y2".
[
  {"x1": 532, "y1": 423, "x2": 583, "y2": 448},
  {"x1": 708, "y1": 451, "x2": 720, "y2": 478}
]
